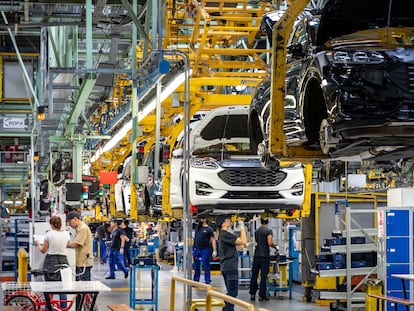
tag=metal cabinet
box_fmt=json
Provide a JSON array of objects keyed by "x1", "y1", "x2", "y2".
[
  {"x1": 379, "y1": 207, "x2": 414, "y2": 311},
  {"x1": 313, "y1": 198, "x2": 379, "y2": 310},
  {"x1": 1, "y1": 216, "x2": 30, "y2": 279}
]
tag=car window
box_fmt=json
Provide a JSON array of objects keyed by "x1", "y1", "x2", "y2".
[
  {"x1": 290, "y1": 21, "x2": 308, "y2": 48},
  {"x1": 200, "y1": 115, "x2": 249, "y2": 140}
]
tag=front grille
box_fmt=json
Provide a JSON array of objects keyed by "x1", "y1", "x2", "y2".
[
  {"x1": 389, "y1": 63, "x2": 414, "y2": 93},
  {"x1": 218, "y1": 169, "x2": 287, "y2": 186},
  {"x1": 408, "y1": 65, "x2": 414, "y2": 92},
  {"x1": 222, "y1": 191, "x2": 282, "y2": 199}
]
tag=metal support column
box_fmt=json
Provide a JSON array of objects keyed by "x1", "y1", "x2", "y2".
[{"x1": 72, "y1": 142, "x2": 83, "y2": 183}]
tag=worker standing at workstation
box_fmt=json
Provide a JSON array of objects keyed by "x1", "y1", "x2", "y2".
[
  {"x1": 67, "y1": 211, "x2": 94, "y2": 281},
  {"x1": 216, "y1": 215, "x2": 246, "y2": 311},
  {"x1": 249, "y1": 218, "x2": 278, "y2": 301},
  {"x1": 193, "y1": 215, "x2": 217, "y2": 284},
  {"x1": 35, "y1": 215, "x2": 71, "y2": 308}
]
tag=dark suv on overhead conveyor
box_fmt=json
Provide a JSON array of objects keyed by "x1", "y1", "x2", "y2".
[{"x1": 250, "y1": 0, "x2": 414, "y2": 162}]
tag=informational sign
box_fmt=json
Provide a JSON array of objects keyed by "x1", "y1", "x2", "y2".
[
  {"x1": 377, "y1": 209, "x2": 384, "y2": 238},
  {"x1": 3, "y1": 117, "x2": 26, "y2": 129}
]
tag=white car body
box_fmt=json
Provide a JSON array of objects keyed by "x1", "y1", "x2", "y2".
[
  {"x1": 187, "y1": 105, "x2": 305, "y2": 213},
  {"x1": 169, "y1": 149, "x2": 185, "y2": 209},
  {"x1": 169, "y1": 113, "x2": 208, "y2": 209}
]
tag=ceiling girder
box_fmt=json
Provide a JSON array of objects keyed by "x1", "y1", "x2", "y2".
[
  {"x1": 120, "y1": 0, "x2": 151, "y2": 44},
  {"x1": 64, "y1": 73, "x2": 97, "y2": 137}
]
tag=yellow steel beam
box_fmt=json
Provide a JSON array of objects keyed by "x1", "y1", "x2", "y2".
[
  {"x1": 190, "y1": 77, "x2": 264, "y2": 86},
  {"x1": 0, "y1": 52, "x2": 39, "y2": 57},
  {"x1": 181, "y1": 0, "x2": 271, "y2": 78}
]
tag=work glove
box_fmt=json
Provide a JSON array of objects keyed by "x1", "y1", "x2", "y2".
[
  {"x1": 120, "y1": 247, "x2": 124, "y2": 255},
  {"x1": 212, "y1": 250, "x2": 217, "y2": 258},
  {"x1": 238, "y1": 220, "x2": 245, "y2": 230}
]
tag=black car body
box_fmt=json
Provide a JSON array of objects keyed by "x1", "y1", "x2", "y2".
[
  {"x1": 142, "y1": 180, "x2": 163, "y2": 218},
  {"x1": 250, "y1": 0, "x2": 414, "y2": 161}
]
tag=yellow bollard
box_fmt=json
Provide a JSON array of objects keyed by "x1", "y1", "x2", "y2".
[
  {"x1": 18, "y1": 247, "x2": 29, "y2": 282},
  {"x1": 279, "y1": 264, "x2": 288, "y2": 288},
  {"x1": 365, "y1": 279, "x2": 383, "y2": 311}
]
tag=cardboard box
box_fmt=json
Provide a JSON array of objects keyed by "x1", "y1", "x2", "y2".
[{"x1": 387, "y1": 188, "x2": 414, "y2": 207}]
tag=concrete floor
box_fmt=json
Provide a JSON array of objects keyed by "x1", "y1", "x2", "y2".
[{"x1": 92, "y1": 259, "x2": 330, "y2": 311}]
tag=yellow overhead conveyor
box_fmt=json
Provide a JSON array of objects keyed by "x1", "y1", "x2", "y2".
[{"x1": 93, "y1": 0, "x2": 274, "y2": 218}]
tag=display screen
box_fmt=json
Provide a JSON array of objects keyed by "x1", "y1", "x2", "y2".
[{"x1": 65, "y1": 183, "x2": 83, "y2": 201}]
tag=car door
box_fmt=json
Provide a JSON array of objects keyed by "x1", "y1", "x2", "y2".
[{"x1": 285, "y1": 18, "x2": 310, "y2": 144}]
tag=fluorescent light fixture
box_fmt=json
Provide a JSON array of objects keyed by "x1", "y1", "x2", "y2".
[
  {"x1": 91, "y1": 69, "x2": 190, "y2": 162},
  {"x1": 4, "y1": 200, "x2": 23, "y2": 205}
]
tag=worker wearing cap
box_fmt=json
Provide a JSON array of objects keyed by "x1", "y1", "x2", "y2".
[
  {"x1": 193, "y1": 215, "x2": 217, "y2": 284},
  {"x1": 67, "y1": 211, "x2": 94, "y2": 281},
  {"x1": 216, "y1": 215, "x2": 246, "y2": 311}
]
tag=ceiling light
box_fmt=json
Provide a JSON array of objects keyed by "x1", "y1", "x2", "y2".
[{"x1": 37, "y1": 106, "x2": 46, "y2": 121}]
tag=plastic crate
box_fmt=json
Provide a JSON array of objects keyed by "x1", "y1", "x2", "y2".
[
  {"x1": 316, "y1": 262, "x2": 334, "y2": 270},
  {"x1": 351, "y1": 260, "x2": 367, "y2": 268},
  {"x1": 351, "y1": 236, "x2": 366, "y2": 244},
  {"x1": 316, "y1": 254, "x2": 333, "y2": 262}
]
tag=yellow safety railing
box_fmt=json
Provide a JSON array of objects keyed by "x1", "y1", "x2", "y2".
[
  {"x1": 170, "y1": 275, "x2": 270, "y2": 311},
  {"x1": 170, "y1": 276, "x2": 214, "y2": 311},
  {"x1": 205, "y1": 290, "x2": 255, "y2": 311}
]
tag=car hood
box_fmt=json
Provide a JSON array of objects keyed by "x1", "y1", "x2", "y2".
[{"x1": 317, "y1": 0, "x2": 414, "y2": 46}]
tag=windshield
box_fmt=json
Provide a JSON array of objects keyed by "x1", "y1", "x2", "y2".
[
  {"x1": 193, "y1": 142, "x2": 255, "y2": 156},
  {"x1": 200, "y1": 114, "x2": 249, "y2": 140},
  {"x1": 193, "y1": 113, "x2": 255, "y2": 155}
]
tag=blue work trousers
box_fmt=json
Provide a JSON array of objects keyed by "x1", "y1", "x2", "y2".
[
  {"x1": 249, "y1": 256, "x2": 270, "y2": 299},
  {"x1": 221, "y1": 269, "x2": 238, "y2": 311},
  {"x1": 193, "y1": 248, "x2": 212, "y2": 284},
  {"x1": 99, "y1": 240, "x2": 108, "y2": 261},
  {"x1": 108, "y1": 249, "x2": 128, "y2": 278}
]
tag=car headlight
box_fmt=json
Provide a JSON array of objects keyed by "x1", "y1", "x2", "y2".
[
  {"x1": 190, "y1": 157, "x2": 219, "y2": 169},
  {"x1": 292, "y1": 182, "x2": 304, "y2": 196},
  {"x1": 326, "y1": 50, "x2": 385, "y2": 64}
]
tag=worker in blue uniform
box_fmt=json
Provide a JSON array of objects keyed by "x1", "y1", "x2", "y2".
[{"x1": 192, "y1": 215, "x2": 217, "y2": 284}]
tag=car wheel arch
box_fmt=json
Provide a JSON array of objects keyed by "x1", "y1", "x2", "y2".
[{"x1": 301, "y1": 72, "x2": 328, "y2": 145}]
